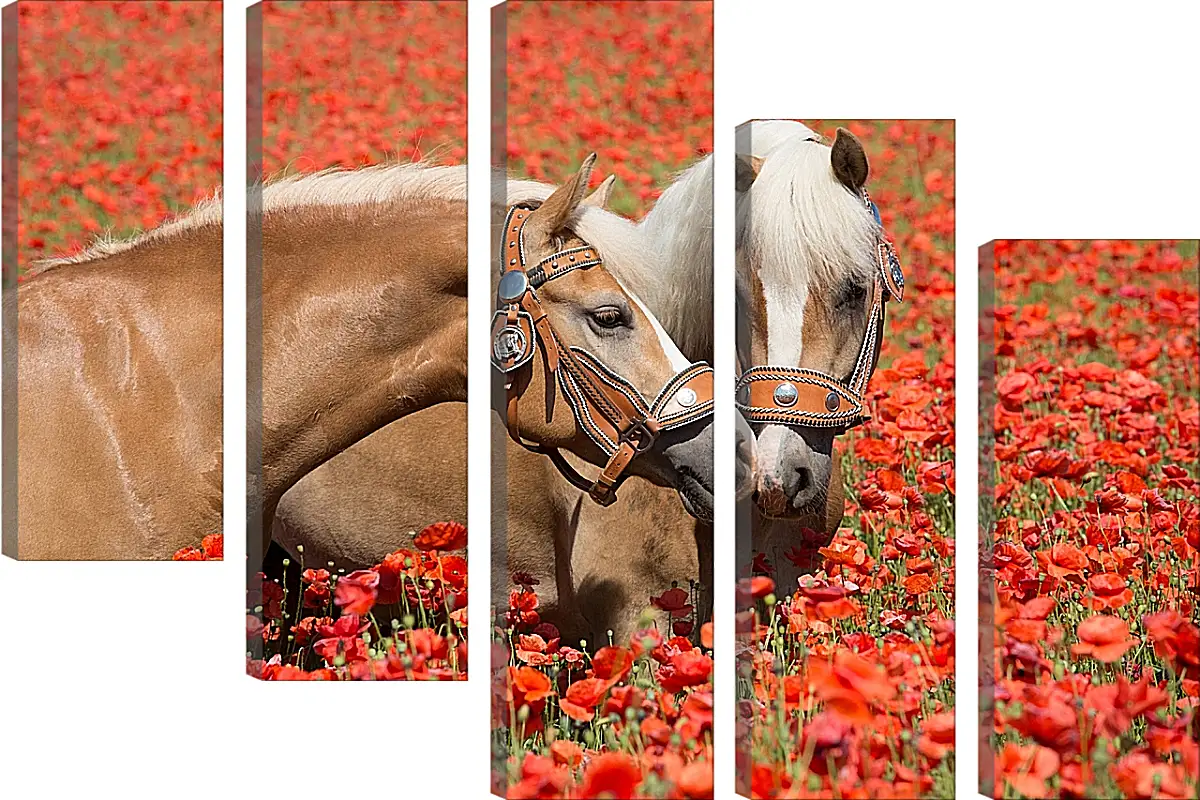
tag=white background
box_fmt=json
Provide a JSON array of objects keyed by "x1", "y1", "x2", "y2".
[{"x1": 1, "y1": 1, "x2": 1198, "y2": 798}]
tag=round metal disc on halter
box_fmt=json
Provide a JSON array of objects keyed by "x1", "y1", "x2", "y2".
[
  {"x1": 498, "y1": 270, "x2": 529, "y2": 304},
  {"x1": 675, "y1": 387, "x2": 697, "y2": 408},
  {"x1": 773, "y1": 382, "x2": 798, "y2": 407},
  {"x1": 493, "y1": 325, "x2": 527, "y2": 363},
  {"x1": 824, "y1": 391, "x2": 840, "y2": 412}
]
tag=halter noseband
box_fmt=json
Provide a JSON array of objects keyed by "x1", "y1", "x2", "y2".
[
  {"x1": 492, "y1": 204, "x2": 714, "y2": 505},
  {"x1": 735, "y1": 188, "x2": 905, "y2": 431}
]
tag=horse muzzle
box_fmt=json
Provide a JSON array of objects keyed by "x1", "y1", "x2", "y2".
[
  {"x1": 659, "y1": 417, "x2": 714, "y2": 523},
  {"x1": 751, "y1": 423, "x2": 834, "y2": 520}
]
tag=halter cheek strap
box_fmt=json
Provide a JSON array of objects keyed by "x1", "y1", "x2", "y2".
[
  {"x1": 736, "y1": 189, "x2": 905, "y2": 431},
  {"x1": 493, "y1": 204, "x2": 714, "y2": 505}
]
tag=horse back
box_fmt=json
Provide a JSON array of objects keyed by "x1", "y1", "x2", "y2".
[{"x1": 13, "y1": 226, "x2": 223, "y2": 559}]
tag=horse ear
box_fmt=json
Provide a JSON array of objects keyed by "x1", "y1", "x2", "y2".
[
  {"x1": 830, "y1": 128, "x2": 869, "y2": 192},
  {"x1": 527, "y1": 153, "x2": 597, "y2": 237},
  {"x1": 581, "y1": 174, "x2": 616, "y2": 209},
  {"x1": 735, "y1": 155, "x2": 764, "y2": 192}
]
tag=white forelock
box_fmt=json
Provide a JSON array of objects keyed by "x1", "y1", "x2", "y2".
[{"x1": 735, "y1": 121, "x2": 879, "y2": 365}]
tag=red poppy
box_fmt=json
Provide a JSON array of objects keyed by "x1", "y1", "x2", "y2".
[
  {"x1": 657, "y1": 650, "x2": 713, "y2": 693},
  {"x1": 1143, "y1": 610, "x2": 1200, "y2": 674},
  {"x1": 806, "y1": 650, "x2": 895, "y2": 725},
  {"x1": 1070, "y1": 614, "x2": 1138, "y2": 663},
  {"x1": 549, "y1": 739, "x2": 583, "y2": 768},
  {"x1": 592, "y1": 646, "x2": 634, "y2": 686},
  {"x1": 998, "y1": 742, "x2": 1059, "y2": 799},
  {"x1": 650, "y1": 587, "x2": 693, "y2": 615},
  {"x1": 334, "y1": 570, "x2": 379, "y2": 616},
  {"x1": 200, "y1": 533, "x2": 223, "y2": 559},
  {"x1": 559, "y1": 678, "x2": 609, "y2": 722},
  {"x1": 1035, "y1": 542, "x2": 1089, "y2": 580},
  {"x1": 577, "y1": 752, "x2": 642, "y2": 799},
  {"x1": 1082, "y1": 572, "x2": 1134, "y2": 610},
  {"x1": 749, "y1": 575, "x2": 775, "y2": 600},
  {"x1": 413, "y1": 520, "x2": 467, "y2": 551}
]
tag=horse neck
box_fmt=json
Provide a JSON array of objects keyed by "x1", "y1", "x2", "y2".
[
  {"x1": 637, "y1": 155, "x2": 714, "y2": 361},
  {"x1": 259, "y1": 198, "x2": 467, "y2": 510}
]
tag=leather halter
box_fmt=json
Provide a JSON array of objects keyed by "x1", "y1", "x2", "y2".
[
  {"x1": 735, "y1": 188, "x2": 905, "y2": 431},
  {"x1": 492, "y1": 204, "x2": 714, "y2": 505}
]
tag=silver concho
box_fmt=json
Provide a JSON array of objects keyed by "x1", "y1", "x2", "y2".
[
  {"x1": 824, "y1": 391, "x2": 840, "y2": 412},
  {"x1": 773, "y1": 382, "x2": 798, "y2": 407},
  {"x1": 493, "y1": 325, "x2": 527, "y2": 364},
  {"x1": 675, "y1": 387, "x2": 698, "y2": 408},
  {"x1": 498, "y1": 270, "x2": 529, "y2": 304}
]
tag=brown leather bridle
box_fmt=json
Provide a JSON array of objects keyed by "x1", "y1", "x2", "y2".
[
  {"x1": 492, "y1": 204, "x2": 715, "y2": 505},
  {"x1": 735, "y1": 189, "x2": 905, "y2": 431}
]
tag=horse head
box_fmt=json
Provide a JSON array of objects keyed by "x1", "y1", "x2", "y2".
[
  {"x1": 495, "y1": 155, "x2": 715, "y2": 521},
  {"x1": 736, "y1": 125, "x2": 903, "y2": 521}
]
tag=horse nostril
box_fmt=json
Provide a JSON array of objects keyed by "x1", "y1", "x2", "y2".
[{"x1": 795, "y1": 466, "x2": 812, "y2": 493}]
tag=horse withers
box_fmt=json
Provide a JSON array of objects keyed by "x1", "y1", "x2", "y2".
[{"x1": 12, "y1": 203, "x2": 223, "y2": 560}]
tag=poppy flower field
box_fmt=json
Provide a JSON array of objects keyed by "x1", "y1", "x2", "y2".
[
  {"x1": 502, "y1": 0, "x2": 713, "y2": 218},
  {"x1": 494, "y1": 586, "x2": 715, "y2": 799},
  {"x1": 14, "y1": 0, "x2": 222, "y2": 273},
  {"x1": 493, "y1": 3, "x2": 714, "y2": 796},
  {"x1": 260, "y1": 0, "x2": 465, "y2": 176},
  {"x1": 985, "y1": 240, "x2": 1199, "y2": 799},
  {"x1": 244, "y1": 522, "x2": 467, "y2": 681},
  {"x1": 737, "y1": 120, "x2": 958, "y2": 799}
]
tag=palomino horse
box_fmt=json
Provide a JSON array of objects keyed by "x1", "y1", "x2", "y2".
[
  {"x1": 267, "y1": 176, "x2": 618, "y2": 569},
  {"x1": 11, "y1": 201, "x2": 223, "y2": 559},
  {"x1": 254, "y1": 157, "x2": 713, "y2": 572},
  {"x1": 272, "y1": 155, "x2": 718, "y2": 643},
  {"x1": 735, "y1": 120, "x2": 905, "y2": 594}
]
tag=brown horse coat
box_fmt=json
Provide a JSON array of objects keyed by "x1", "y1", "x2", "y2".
[{"x1": 12, "y1": 222, "x2": 223, "y2": 559}]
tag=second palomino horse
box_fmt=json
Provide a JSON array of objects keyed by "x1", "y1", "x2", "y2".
[{"x1": 735, "y1": 120, "x2": 905, "y2": 593}]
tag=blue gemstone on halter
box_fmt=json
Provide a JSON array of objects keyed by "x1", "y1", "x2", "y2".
[{"x1": 888, "y1": 250, "x2": 904, "y2": 287}]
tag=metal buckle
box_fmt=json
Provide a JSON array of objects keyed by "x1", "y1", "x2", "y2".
[{"x1": 621, "y1": 419, "x2": 658, "y2": 453}]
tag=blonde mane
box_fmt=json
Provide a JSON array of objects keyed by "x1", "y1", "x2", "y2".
[
  {"x1": 736, "y1": 120, "x2": 879, "y2": 292},
  {"x1": 638, "y1": 155, "x2": 713, "y2": 361},
  {"x1": 31, "y1": 161, "x2": 471, "y2": 272},
  {"x1": 735, "y1": 120, "x2": 880, "y2": 365},
  {"x1": 254, "y1": 162, "x2": 468, "y2": 215},
  {"x1": 30, "y1": 193, "x2": 223, "y2": 272}
]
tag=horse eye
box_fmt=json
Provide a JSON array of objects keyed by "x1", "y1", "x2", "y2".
[
  {"x1": 590, "y1": 306, "x2": 626, "y2": 329},
  {"x1": 836, "y1": 283, "x2": 868, "y2": 309}
]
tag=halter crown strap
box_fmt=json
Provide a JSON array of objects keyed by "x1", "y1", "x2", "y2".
[{"x1": 493, "y1": 203, "x2": 714, "y2": 505}]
